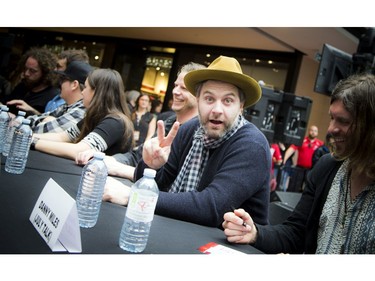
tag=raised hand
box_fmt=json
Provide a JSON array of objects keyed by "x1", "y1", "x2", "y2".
[{"x1": 142, "y1": 120, "x2": 180, "y2": 170}]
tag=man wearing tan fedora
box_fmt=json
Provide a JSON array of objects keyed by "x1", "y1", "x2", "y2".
[{"x1": 111, "y1": 56, "x2": 271, "y2": 228}]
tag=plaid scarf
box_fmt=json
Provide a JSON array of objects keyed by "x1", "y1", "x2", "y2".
[{"x1": 169, "y1": 114, "x2": 248, "y2": 193}]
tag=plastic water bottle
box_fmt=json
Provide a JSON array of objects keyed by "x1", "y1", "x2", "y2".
[
  {"x1": 2, "y1": 110, "x2": 26, "y2": 156},
  {"x1": 76, "y1": 152, "x2": 108, "y2": 228},
  {"x1": 5, "y1": 119, "x2": 33, "y2": 174},
  {"x1": 119, "y1": 168, "x2": 159, "y2": 253},
  {"x1": 0, "y1": 105, "x2": 11, "y2": 153}
]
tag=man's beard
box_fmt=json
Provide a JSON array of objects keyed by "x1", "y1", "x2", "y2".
[
  {"x1": 199, "y1": 116, "x2": 232, "y2": 139},
  {"x1": 22, "y1": 77, "x2": 43, "y2": 91}
]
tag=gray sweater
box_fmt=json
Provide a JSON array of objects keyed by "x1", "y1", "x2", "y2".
[{"x1": 135, "y1": 117, "x2": 271, "y2": 228}]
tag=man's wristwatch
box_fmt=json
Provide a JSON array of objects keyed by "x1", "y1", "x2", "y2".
[{"x1": 30, "y1": 137, "x2": 40, "y2": 150}]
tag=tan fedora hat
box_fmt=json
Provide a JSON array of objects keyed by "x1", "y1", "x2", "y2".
[{"x1": 184, "y1": 55, "x2": 262, "y2": 108}]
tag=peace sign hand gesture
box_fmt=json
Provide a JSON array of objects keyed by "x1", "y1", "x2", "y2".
[{"x1": 142, "y1": 120, "x2": 180, "y2": 170}]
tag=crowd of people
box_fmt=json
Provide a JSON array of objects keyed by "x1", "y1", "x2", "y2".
[{"x1": 1, "y1": 46, "x2": 374, "y2": 254}]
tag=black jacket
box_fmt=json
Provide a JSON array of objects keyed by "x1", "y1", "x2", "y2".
[{"x1": 254, "y1": 154, "x2": 342, "y2": 254}]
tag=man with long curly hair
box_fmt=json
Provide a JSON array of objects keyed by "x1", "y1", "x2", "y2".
[{"x1": 2, "y1": 47, "x2": 59, "y2": 116}]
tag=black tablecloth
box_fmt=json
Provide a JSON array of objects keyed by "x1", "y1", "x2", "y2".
[{"x1": 0, "y1": 151, "x2": 262, "y2": 254}]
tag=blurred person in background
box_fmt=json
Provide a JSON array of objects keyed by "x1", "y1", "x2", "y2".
[
  {"x1": 312, "y1": 132, "x2": 334, "y2": 167},
  {"x1": 131, "y1": 93, "x2": 157, "y2": 148},
  {"x1": 125, "y1": 89, "x2": 140, "y2": 113},
  {"x1": 150, "y1": 98, "x2": 163, "y2": 117},
  {"x1": 2, "y1": 47, "x2": 59, "y2": 116},
  {"x1": 282, "y1": 125, "x2": 324, "y2": 192}
]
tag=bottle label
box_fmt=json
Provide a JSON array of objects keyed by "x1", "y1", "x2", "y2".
[{"x1": 126, "y1": 190, "x2": 158, "y2": 222}]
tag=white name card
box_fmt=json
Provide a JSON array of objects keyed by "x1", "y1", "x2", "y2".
[{"x1": 29, "y1": 178, "x2": 82, "y2": 253}]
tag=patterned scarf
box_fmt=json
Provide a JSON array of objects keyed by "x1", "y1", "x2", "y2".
[{"x1": 169, "y1": 114, "x2": 248, "y2": 193}]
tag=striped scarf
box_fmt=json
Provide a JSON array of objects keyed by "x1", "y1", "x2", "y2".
[{"x1": 169, "y1": 114, "x2": 248, "y2": 193}]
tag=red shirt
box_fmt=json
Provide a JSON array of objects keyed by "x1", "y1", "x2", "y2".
[
  {"x1": 270, "y1": 143, "x2": 282, "y2": 173},
  {"x1": 290, "y1": 137, "x2": 324, "y2": 169}
]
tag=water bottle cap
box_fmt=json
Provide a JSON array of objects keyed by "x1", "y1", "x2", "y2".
[
  {"x1": 1, "y1": 105, "x2": 9, "y2": 111},
  {"x1": 93, "y1": 152, "x2": 105, "y2": 160},
  {"x1": 22, "y1": 119, "x2": 31, "y2": 125},
  {"x1": 143, "y1": 168, "x2": 156, "y2": 178},
  {"x1": 18, "y1": 111, "x2": 26, "y2": 116}
]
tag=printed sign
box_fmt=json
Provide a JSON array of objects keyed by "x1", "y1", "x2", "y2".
[{"x1": 29, "y1": 178, "x2": 82, "y2": 253}]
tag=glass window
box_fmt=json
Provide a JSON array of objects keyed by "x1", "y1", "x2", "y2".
[{"x1": 141, "y1": 55, "x2": 173, "y2": 102}]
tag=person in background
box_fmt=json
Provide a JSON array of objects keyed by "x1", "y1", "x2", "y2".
[
  {"x1": 150, "y1": 98, "x2": 163, "y2": 117},
  {"x1": 75, "y1": 62, "x2": 205, "y2": 182},
  {"x1": 312, "y1": 132, "x2": 334, "y2": 167},
  {"x1": 125, "y1": 90, "x2": 140, "y2": 113},
  {"x1": 56, "y1": 49, "x2": 89, "y2": 71},
  {"x1": 278, "y1": 142, "x2": 294, "y2": 192},
  {"x1": 27, "y1": 61, "x2": 92, "y2": 133},
  {"x1": 0, "y1": 50, "x2": 19, "y2": 101},
  {"x1": 100, "y1": 56, "x2": 271, "y2": 228},
  {"x1": 2, "y1": 47, "x2": 59, "y2": 116},
  {"x1": 0, "y1": 75, "x2": 11, "y2": 99},
  {"x1": 270, "y1": 142, "x2": 282, "y2": 193},
  {"x1": 223, "y1": 73, "x2": 375, "y2": 254},
  {"x1": 282, "y1": 125, "x2": 324, "y2": 192},
  {"x1": 44, "y1": 49, "x2": 89, "y2": 112},
  {"x1": 157, "y1": 97, "x2": 175, "y2": 121},
  {"x1": 31, "y1": 68, "x2": 134, "y2": 160},
  {"x1": 132, "y1": 93, "x2": 157, "y2": 147}
]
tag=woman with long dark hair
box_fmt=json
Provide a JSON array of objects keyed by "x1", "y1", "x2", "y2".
[{"x1": 131, "y1": 93, "x2": 156, "y2": 148}]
